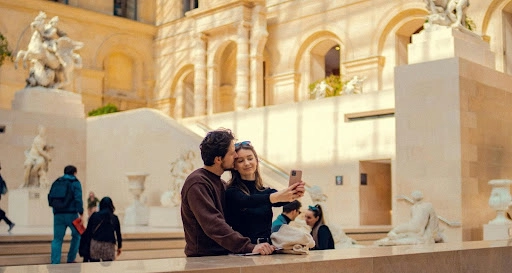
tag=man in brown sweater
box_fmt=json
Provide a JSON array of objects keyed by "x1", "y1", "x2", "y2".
[{"x1": 181, "y1": 128, "x2": 275, "y2": 257}]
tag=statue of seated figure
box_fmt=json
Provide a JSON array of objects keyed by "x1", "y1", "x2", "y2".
[{"x1": 375, "y1": 191, "x2": 445, "y2": 246}]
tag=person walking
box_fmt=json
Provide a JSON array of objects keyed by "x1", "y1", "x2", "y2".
[
  {"x1": 87, "y1": 191, "x2": 100, "y2": 217},
  {"x1": 48, "y1": 165, "x2": 84, "y2": 264},
  {"x1": 84, "y1": 197, "x2": 122, "y2": 262},
  {"x1": 0, "y1": 162, "x2": 15, "y2": 233}
]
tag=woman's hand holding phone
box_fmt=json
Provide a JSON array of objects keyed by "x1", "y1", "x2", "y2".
[{"x1": 269, "y1": 181, "x2": 306, "y2": 203}]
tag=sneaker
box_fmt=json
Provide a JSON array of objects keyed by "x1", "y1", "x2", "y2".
[{"x1": 7, "y1": 223, "x2": 15, "y2": 232}]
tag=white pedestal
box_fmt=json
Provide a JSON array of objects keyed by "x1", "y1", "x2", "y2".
[
  {"x1": 408, "y1": 27, "x2": 495, "y2": 69},
  {"x1": 12, "y1": 87, "x2": 85, "y2": 118},
  {"x1": 8, "y1": 188, "x2": 53, "y2": 226},
  {"x1": 124, "y1": 201, "x2": 149, "y2": 226},
  {"x1": 148, "y1": 206, "x2": 182, "y2": 228},
  {"x1": 483, "y1": 224, "x2": 510, "y2": 241}
]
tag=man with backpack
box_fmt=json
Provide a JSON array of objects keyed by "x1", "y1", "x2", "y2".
[{"x1": 48, "y1": 165, "x2": 84, "y2": 264}]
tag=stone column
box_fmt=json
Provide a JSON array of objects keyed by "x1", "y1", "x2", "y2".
[
  {"x1": 206, "y1": 62, "x2": 217, "y2": 115},
  {"x1": 193, "y1": 33, "x2": 207, "y2": 116},
  {"x1": 235, "y1": 21, "x2": 250, "y2": 110},
  {"x1": 249, "y1": 5, "x2": 268, "y2": 108}
]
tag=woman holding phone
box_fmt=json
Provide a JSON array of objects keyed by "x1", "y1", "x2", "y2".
[
  {"x1": 225, "y1": 141, "x2": 305, "y2": 244},
  {"x1": 305, "y1": 204, "x2": 335, "y2": 250}
]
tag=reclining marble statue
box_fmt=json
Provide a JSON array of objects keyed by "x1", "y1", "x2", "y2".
[
  {"x1": 14, "y1": 11, "x2": 83, "y2": 89},
  {"x1": 22, "y1": 125, "x2": 52, "y2": 188},
  {"x1": 375, "y1": 191, "x2": 445, "y2": 246}
]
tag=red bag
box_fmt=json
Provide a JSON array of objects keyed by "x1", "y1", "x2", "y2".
[{"x1": 72, "y1": 217, "x2": 86, "y2": 235}]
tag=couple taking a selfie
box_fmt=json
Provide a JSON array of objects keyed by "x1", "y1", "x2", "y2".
[{"x1": 181, "y1": 128, "x2": 333, "y2": 257}]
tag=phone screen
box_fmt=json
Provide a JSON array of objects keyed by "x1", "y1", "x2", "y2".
[{"x1": 289, "y1": 170, "x2": 302, "y2": 186}]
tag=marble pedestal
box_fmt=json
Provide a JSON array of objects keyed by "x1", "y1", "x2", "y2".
[
  {"x1": 12, "y1": 87, "x2": 85, "y2": 118},
  {"x1": 483, "y1": 224, "x2": 510, "y2": 241},
  {"x1": 124, "y1": 201, "x2": 149, "y2": 226},
  {"x1": 148, "y1": 206, "x2": 182, "y2": 228},
  {"x1": 8, "y1": 188, "x2": 53, "y2": 226},
  {"x1": 408, "y1": 27, "x2": 495, "y2": 69}
]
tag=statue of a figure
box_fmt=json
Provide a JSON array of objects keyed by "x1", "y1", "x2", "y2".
[
  {"x1": 161, "y1": 150, "x2": 197, "y2": 207},
  {"x1": 342, "y1": 76, "x2": 366, "y2": 95},
  {"x1": 312, "y1": 80, "x2": 333, "y2": 99},
  {"x1": 424, "y1": 0, "x2": 470, "y2": 29},
  {"x1": 22, "y1": 125, "x2": 52, "y2": 188},
  {"x1": 14, "y1": 11, "x2": 83, "y2": 89},
  {"x1": 375, "y1": 191, "x2": 445, "y2": 246}
]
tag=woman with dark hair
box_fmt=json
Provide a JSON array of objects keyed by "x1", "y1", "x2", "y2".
[
  {"x1": 305, "y1": 204, "x2": 334, "y2": 250},
  {"x1": 83, "y1": 197, "x2": 122, "y2": 262},
  {"x1": 225, "y1": 141, "x2": 305, "y2": 244}
]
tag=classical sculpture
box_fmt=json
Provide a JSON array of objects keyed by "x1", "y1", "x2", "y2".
[
  {"x1": 342, "y1": 76, "x2": 366, "y2": 95},
  {"x1": 15, "y1": 11, "x2": 83, "y2": 89},
  {"x1": 160, "y1": 150, "x2": 197, "y2": 207},
  {"x1": 311, "y1": 80, "x2": 332, "y2": 99},
  {"x1": 375, "y1": 191, "x2": 445, "y2": 246},
  {"x1": 22, "y1": 125, "x2": 52, "y2": 188},
  {"x1": 424, "y1": 0, "x2": 470, "y2": 29}
]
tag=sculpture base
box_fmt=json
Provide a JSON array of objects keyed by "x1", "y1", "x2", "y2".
[
  {"x1": 8, "y1": 188, "x2": 53, "y2": 226},
  {"x1": 12, "y1": 87, "x2": 85, "y2": 118},
  {"x1": 124, "y1": 202, "x2": 149, "y2": 226},
  {"x1": 483, "y1": 224, "x2": 510, "y2": 241},
  {"x1": 408, "y1": 27, "x2": 495, "y2": 69},
  {"x1": 148, "y1": 206, "x2": 182, "y2": 228}
]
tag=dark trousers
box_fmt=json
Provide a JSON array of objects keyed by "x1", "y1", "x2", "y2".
[{"x1": 0, "y1": 208, "x2": 12, "y2": 226}]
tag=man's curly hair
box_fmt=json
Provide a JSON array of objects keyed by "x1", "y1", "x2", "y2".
[{"x1": 200, "y1": 128, "x2": 235, "y2": 166}]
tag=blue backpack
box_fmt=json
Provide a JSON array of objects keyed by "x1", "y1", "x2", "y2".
[{"x1": 48, "y1": 178, "x2": 73, "y2": 209}]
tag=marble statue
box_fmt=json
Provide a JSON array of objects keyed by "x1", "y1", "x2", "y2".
[
  {"x1": 22, "y1": 125, "x2": 52, "y2": 188},
  {"x1": 306, "y1": 185, "x2": 328, "y2": 203},
  {"x1": 342, "y1": 76, "x2": 366, "y2": 95},
  {"x1": 375, "y1": 191, "x2": 445, "y2": 246},
  {"x1": 160, "y1": 150, "x2": 197, "y2": 207},
  {"x1": 15, "y1": 11, "x2": 83, "y2": 89},
  {"x1": 424, "y1": 0, "x2": 470, "y2": 29},
  {"x1": 312, "y1": 80, "x2": 332, "y2": 99}
]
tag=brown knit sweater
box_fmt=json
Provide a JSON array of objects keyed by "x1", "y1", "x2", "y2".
[{"x1": 181, "y1": 168, "x2": 255, "y2": 256}]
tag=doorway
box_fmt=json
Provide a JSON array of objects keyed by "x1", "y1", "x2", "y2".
[{"x1": 359, "y1": 159, "x2": 391, "y2": 225}]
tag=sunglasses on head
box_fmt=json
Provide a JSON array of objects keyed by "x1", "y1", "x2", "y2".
[
  {"x1": 308, "y1": 205, "x2": 319, "y2": 211},
  {"x1": 235, "y1": 140, "x2": 252, "y2": 149}
]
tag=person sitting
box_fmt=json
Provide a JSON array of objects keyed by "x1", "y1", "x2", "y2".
[
  {"x1": 305, "y1": 204, "x2": 334, "y2": 250},
  {"x1": 271, "y1": 200, "x2": 302, "y2": 233},
  {"x1": 225, "y1": 140, "x2": 305, "y2": 244}
]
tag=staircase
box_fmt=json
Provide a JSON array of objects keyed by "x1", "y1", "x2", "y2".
[{"x1": 0, "y1": 228, "x2": 186, "y2": 266}]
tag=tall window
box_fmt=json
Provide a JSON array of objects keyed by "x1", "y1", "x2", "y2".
[
  {"x1": 114, "y1": 0, "x2": 137, "y2": 20},
  {"x1": 183, "y1": 0, "x2": 199, "y2": 15}
]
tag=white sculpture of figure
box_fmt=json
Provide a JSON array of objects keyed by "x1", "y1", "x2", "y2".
[
  {"x1": 306, "y1": 185, "x2": 328, "y2": 203},
  {"x1": 375, "y1": 191, "x2": 445, "y2": 246},
  {"x1": 14, "y1": 11, "x2": 83, "y2": 89},
  {"x1": 342, "y1": 76, "x2": 366, "y2": 95},
  {"x1": 312, "y1": 80, "x2": 332, "y2": 99},
  {"x1": 423, "y1": 0, "x2": 470, "y2": 29},
  {"x1": 161, "y1": 150, "x2": 197, "y2": 207},
  {"x1": 22, "y1": 125, "x2": 52, "y2": 188}
]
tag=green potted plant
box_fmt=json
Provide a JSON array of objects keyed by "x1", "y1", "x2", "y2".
[{"x1": 0, "y1": 33, "x2": 12, "y2": 67}]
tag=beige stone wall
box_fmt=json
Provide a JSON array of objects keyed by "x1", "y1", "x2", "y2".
[{"x1": 459, "y1": 58, "x2": 512, "y2": 241}]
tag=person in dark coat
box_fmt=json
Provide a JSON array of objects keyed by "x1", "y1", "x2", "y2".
[{"x1": 305, "y1": 204, "x2": 334, "y2": 250}]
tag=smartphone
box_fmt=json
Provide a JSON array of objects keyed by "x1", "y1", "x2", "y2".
[{"x1": 289, "y1": 169, "x2": 302, "y2": 186}]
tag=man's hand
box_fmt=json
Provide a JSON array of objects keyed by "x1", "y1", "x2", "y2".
[{"x1": 252, "y1": 243, "x2": 276, "y2": 255}]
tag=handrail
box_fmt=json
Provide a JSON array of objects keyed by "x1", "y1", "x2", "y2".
[{"x1": 395, "y1": 195, "x2": 461, "y2": 227}]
